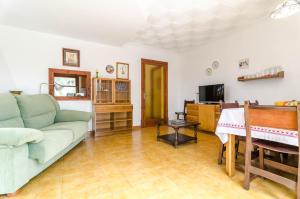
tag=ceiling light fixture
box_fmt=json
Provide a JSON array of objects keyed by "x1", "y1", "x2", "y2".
[{"x1": 271, "y1": 0, "x2": 300, "y2": 19}]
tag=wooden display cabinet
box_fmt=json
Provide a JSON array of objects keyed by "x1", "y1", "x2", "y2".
[{"x1": 92, "y1": 78, "x2": 132, "y2": 136}]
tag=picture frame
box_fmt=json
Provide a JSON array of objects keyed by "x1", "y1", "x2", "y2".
[
  {"x1": 116, "y1": 62, "x2": 129, "y2": 79},
  {"x1": 62, "y1": 48, "x2": 80, "y2": 67},
  {"x1": 239, "y1": 58, "x2": 249, "y2": 69}
]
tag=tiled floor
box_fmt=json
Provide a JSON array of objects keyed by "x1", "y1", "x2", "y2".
[{"x1": 1, "y1": 127, "x2": 295, "y2": 199}]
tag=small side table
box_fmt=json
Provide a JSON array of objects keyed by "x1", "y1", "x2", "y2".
[{"x1": 157, "y1": 120, "x2": 200, "y2": 148}]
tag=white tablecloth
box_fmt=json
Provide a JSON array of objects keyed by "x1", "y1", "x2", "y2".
[{"x1": 215, "y1": 108, "x2": 298, "y2": 146}]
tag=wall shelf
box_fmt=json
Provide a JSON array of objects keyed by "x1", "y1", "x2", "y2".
[{"x1": 237, "y1": 71, "x2": 284, "y2": 82}]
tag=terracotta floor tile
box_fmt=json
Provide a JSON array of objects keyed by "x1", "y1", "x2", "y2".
[{"x1": 0, "y1": 127, "x2": 296, "y2": 198}]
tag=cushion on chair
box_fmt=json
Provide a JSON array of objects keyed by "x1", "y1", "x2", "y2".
[
  {"x1": 16, "y1": 95, "x2": 57, "y2": 129},
  {"x1": 0, "y1": 93, "x2": 24, "y2": 127},
  {"x1": 28, "y1": 130, "x2": 73, "y2": 163},
  {"x1": 41, "y1": 121, "x2": 88, "y2": 141},
  {"x1": 175, "y1": 112, "x2": 185, "y2": 115}
]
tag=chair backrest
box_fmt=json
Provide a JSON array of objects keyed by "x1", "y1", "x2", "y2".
[
  {"x1": 183, "y1": 100, "x2": 195, "y2": 113},
  {"x1": 220, "y1": 100, "x2": 239, "y2": 111},
  {"x1": 244, "y1": 101, "x2": 299, "y2": 138}
]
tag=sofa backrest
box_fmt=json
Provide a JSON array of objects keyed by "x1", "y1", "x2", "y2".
[
  {"x1": 0, "y1": 93, "x2": 25, "y2": 127},
  {"x1": 16, "y1": 94, "x2": 60, "y2": 129}
]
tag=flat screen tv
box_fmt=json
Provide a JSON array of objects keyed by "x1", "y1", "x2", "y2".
[{"x1": 198, "y1": 84, "x2": 224, "y2": 102}]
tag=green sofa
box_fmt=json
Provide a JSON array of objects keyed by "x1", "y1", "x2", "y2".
[{"x1": 0, "y1": 93, "x2": 91, "y2": 195}]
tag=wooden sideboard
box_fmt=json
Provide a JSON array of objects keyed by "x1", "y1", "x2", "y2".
[
  {"x1": 93, "y1": 104, "x2": 133, "y2": 137},
  {"x1": 186, "y1": 104, "x2": 220, "y2": 133}
]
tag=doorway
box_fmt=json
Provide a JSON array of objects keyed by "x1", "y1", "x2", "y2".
[{"x1": 141, "y1": 58, "x2": 168, "y2": 127}]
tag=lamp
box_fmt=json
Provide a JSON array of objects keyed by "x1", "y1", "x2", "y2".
[
  {"x1": 39, "y1": 82, "x2": 64, "y2": 94},
  {"x1": 271, "y1": 0, "x2": 300, "y2": 19}
]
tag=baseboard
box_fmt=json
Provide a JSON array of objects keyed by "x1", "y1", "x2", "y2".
[{"x1": 88, "y1": 130, "x2": 95, "y2": 137}]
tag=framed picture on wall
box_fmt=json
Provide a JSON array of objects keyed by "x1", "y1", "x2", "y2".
[
  {"x1": 62, "y1": 48, "x2": 80, "y2": 67},
  {"x1": 116, "y1": 62, "x2": 129, "y2": 79},
  {"x1": 239, "y1": 58, "x2": 249, "y2": 69}
]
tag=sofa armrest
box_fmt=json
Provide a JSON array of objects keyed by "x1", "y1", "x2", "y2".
[
  {"x1": 0, "y1": 128, "x2": 44, "y2": 147},
  {"x1": 55, "y1": 110, "x2": 92, "y2": 123}
]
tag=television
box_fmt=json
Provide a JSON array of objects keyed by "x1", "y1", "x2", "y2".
[{"x1": 198, "y1": 84, "x2": 224, "y2": 102}]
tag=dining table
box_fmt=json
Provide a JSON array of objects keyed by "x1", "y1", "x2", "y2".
[{"x1": 215, "y1": 107, "x2": 298, "y2": 177}]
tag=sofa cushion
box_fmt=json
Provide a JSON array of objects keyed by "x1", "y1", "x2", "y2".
[
  {"x1": 16, "y1": 94, "x2": 57, "y2": 129},
  {"x1": 28, "y1": 130, "x2": 73, "y2": 163},
  {"x1": 41, "y1": 121, "x2": 88, "y2": 141},
  {"x1": 0, "y1": 93, "x2": 24, "y2": 127}
]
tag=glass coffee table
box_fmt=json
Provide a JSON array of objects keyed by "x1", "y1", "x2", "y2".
[{"x1": 156, "y1": 120, "x2": 200, "y2": 148}]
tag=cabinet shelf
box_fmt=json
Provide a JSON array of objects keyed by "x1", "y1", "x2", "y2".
[
  {"x1": 97, "y1": 118, "x2": 131, "y2": 123},
  {"x1": 115, "y1": 119, "x2": 132, "y2": 122},
  {"x1": 237, "y1": 71, "x2": 284, "y2": 82},
  {"x1": 96, "y1": 120, "x2": 113, "y2": 124},
  {"x1": 96, "y1": 127, "x2": 132, "y2": 133}
]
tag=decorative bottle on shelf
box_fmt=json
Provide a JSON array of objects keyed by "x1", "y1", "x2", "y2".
[{"x1": 96, "y1": 70, "x2": 99, "y2": 78}]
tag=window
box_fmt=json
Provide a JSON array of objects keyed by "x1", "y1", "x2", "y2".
[
  {"x1": 49, "y1": 68, "x2": 91, "y2": 100},
  {"x1": 54, "y1": 77, "x2": 77, "y2": 97}
]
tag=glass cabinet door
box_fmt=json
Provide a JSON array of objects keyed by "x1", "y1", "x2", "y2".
[
  {"x1": 115, "y1": 80, "x2": 130, "y2": 104},
  {"x1": 95, "y1": 79, "x2": 113, "y2": 104}
]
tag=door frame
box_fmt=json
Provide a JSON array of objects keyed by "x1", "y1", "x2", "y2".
[{"x1": 141, "y1": 58, "x2": 168, "y2": 127}]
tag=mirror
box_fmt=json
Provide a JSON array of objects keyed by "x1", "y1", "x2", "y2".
[{"x1": 49, "y1": 68, "x2": 91, "y2": 100}]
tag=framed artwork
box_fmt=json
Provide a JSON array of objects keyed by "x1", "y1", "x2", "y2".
[
  {"x1": 62, "y1": 48, "x2": 80, "y2": 67},
  {"x1": 116, "y1": 62, "x2": 129, "y2": 79},
  {"x1": 239, "y1": 58, "x2": 249, "y2": 69}
]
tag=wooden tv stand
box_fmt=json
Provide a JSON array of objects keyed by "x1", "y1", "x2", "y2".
[{"x1": 186, "y1": 103, "x2": 220, "y2": 133}]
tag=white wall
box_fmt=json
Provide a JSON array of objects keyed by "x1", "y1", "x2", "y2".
[
  {"x1": 179, "y1": 15, "x2": 300, "y2": 106},
  {"x1": 0, "y1": 25, "x2": 182, "y2": 127},
  {"x1": 2, "y1": 13, "x2": 300, "y2": 126}
]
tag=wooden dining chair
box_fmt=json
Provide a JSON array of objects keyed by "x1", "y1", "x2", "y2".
[
  {"x1": 235, "y1": 100, "x2": 259, "y2": 154},
  {"x1": 218, "y1": 100, "x2": 259, "y2": 165},
  {"x1": 243, "y1": 101, "x2": 300, "y2": 198},
  {"x1": 175, "y1": 100, "x2": 195, "y2": 120}
]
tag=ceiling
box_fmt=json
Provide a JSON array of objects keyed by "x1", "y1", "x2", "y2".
[{"x1": 0, "y1": 0, "x2": 281, "y2": 50}]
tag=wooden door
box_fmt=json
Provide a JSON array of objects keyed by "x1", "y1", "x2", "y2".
[{"x1": 141, "y1": 59, "x2": 168, "y2": 127}]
